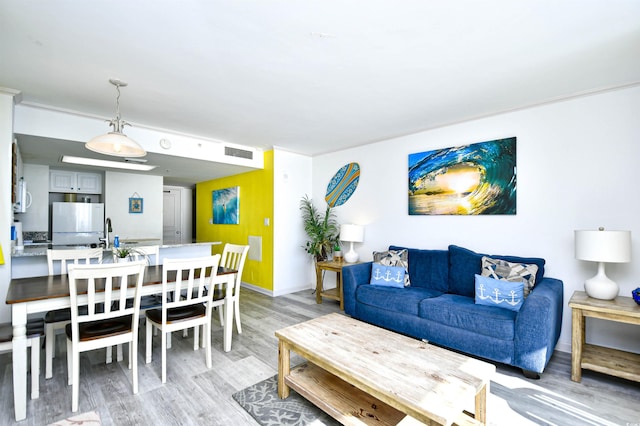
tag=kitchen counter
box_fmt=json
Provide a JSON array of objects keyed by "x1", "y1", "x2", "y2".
[
  {"x1": 12, "y1": 240, "x2": 218, "y2": 258},
  {"x1": 10, "y1": 241, "x2": 221, "y2": 278}
]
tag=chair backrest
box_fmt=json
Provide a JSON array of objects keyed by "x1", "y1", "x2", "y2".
[
  {"x1": 67, "y1": 261, "x2": 146, "y2": 336},
  {"x1": 132, "y1": 245, "x2": 160, "y2": 264},
  {"x1": 220, "y1": 244, "x2": 249, "y2": 291},
  {"x1": 161, "y1": 255, "x2": 221, "y2": 321},
  {"x1": 47, "y1": 248, "x2": 103, "y2": 275}
]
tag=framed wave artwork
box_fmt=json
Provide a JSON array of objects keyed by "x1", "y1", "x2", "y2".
[
  {"x1": 408, "y1": 137, "x2": 516, "y2": 215},
  {"x1": 213, "y1": 186, "x2": 239, "y2": 224}
]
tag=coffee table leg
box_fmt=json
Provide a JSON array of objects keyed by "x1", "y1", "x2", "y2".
[
  {"x1": 475, "y1": 381, "x2": 489, "y2": 424},
  {"x1": 278, "y1": 339, "x2": 291, "y2": 399}
]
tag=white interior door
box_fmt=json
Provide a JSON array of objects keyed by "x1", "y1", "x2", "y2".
[{"x1": 163, "y1": 189, "x2": 181, "y2": 244}]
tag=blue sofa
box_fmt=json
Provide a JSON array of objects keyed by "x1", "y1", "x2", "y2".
[{"x1": 342, "y1": 245, "x2": 564, "y2": 376}]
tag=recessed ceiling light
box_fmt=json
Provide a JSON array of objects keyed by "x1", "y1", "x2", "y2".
[
  {"x1": 61, "y1": 155, "x2": 157, "y2": 171},
  {"x1": 124, "y1": 157, "x2": 148, "y2": 163}
]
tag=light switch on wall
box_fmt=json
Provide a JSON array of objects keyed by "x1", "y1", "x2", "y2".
[{"x1": 264, "y1": 218, "x2": 270, "y2": 226}]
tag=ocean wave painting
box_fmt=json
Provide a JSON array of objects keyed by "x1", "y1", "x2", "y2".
[
  {"x1": 408, "y1": 137, "x2": 516, "y2": 215},
  {"x1": 213, "y1": 186, "x2": 239, "y2": 224}
]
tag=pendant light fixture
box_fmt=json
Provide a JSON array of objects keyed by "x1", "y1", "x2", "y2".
[{"x1": 86, "y1": 79, "x2": 146, "y2": 157}]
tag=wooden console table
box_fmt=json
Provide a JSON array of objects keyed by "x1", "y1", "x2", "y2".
[
  {"x1": 569, "y1": 291, "x2": 640, "y2": 383},
  {"x1": 315, "y1": 260, "x2": 357, "y2": 310}
]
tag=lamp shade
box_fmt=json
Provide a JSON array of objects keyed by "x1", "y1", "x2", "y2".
[
  {"x1": 340, "y1": 224, "x2": 364, "y2": 243},
  {"x1": 86, "y1": 132, "x2": 146, "y2": 157},
  {"x1": 575, "y1": 229, "x2": 631, "y2": 263}
]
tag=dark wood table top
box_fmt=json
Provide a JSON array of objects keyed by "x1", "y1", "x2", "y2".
[{"x1": 6, "y1": 265, "x2": 237, "y2": 305}]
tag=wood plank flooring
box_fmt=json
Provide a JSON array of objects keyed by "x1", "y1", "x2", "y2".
[{"x1": 1, "y1": 288, "x2": 638, "y2": 425}]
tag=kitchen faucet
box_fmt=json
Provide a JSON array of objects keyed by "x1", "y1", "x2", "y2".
[{"x1": 100, "y1": 217, "x2": 112, "y2": 248}]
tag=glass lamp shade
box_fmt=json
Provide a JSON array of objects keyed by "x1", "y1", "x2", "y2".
[{"x1": 86, "y1": 132, "x2": 146, "y2": 157}]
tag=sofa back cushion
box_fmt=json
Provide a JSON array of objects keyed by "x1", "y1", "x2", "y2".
[
  {"x1": 448, "y1": 245, "x2": 546, "y2": 297},
  {"x1": 448, "y1": 245, "x2": 484, "y2": 297},
  {"x1": 389, "y1": 245, "x2": 449, "y2": 293}
]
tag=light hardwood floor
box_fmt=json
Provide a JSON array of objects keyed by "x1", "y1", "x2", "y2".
[{"x1": 1, "y1": 288, "x2": 638, "y2": 426}]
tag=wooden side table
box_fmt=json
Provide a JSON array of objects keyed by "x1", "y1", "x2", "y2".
[
  {"x1": 568, "y1": 290, "x2": 640, "y2": 383},
  {"x1": 315, "y1": 260, "x2": 356, "y2": 310}
]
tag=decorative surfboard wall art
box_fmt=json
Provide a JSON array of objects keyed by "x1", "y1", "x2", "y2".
[{"x1": 325, "y1": 162, "x2": 360, "y2": 207}]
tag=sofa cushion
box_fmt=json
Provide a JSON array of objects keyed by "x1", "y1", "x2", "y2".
[
  {"x1": 373, "y1": 249, "x2": 410, "y2": 286},
  {"x1": 448, "y1": 245, "x2": 546, "y2": 297},
  {"x1": 356, "y1": 285, "x2": 442, "y2": 316},
  {"x1": 370, "y1": 264, "x2": 405, "y2": 288},
  {"x1": 389, "y1": 246, "x2": 449, "y2": 292},
  {"x1": 448, "y1": 245, "x2": 483, "y2": 297},
  {"x1": 488, "y1": 253, "x2": 545, "y2": 286},
  {"x1": 481, "y1": 256, "x2": 538, "y2": 297},
  {"x1": 420, "y1": 293, "x2": 516, "y2": 340},
  {"x1": 474, "y1": 274, "x2": 524, "y2": 311}
]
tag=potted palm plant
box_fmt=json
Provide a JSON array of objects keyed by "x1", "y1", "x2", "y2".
[
  {"x1": 112, "y1": 246, "x2": 146, "y2": 263},
  {"x1": 299, "y1": 195, "x2": 340, "y2": 262}
]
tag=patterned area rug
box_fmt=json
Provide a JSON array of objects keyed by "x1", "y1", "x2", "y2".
[
  {"x1": 232, "y1": 375, "x2": 339, "y2": 426},
  {"x1": 47, "y1": 410, "x2": 101, "y2": 425}
]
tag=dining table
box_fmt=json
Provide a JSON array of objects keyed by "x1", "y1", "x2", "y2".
[{"x1": 5, "y1": 263, "x2": 237, "y2": 421}]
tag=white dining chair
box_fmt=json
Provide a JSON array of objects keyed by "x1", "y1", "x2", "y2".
[
  {"x1": 44, "y1": 248, "x2": 103, "y2": 379},
  {"x1": 0, "y1": 320, "x2": 44, "y2": 400},
  {"x1": 109, "y1": 244, "x2": 161, "y2": 362},
  {"x1": 65, "y1": 261, "x2": 146, "y2": 412},
  {"x1": 217, "y1": 244, "x2": 249, "y2": 333},
  {"x1": 145, "y1": 255, "x2": 221, "y2": 383}
]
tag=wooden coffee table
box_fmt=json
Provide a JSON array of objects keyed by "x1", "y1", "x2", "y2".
[{"x1": 276, "y1": 313, "x2": 495, "y2": 425}]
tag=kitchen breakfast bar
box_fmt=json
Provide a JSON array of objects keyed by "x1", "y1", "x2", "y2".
[{"x1": 11, "y1": 240, "x2": 221, "y2": 278}]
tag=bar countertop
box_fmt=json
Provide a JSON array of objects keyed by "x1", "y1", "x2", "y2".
[{"x1": 12, "y1": 240, "x2": 221, "y2": 258}]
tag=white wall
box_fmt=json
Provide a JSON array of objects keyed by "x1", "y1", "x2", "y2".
[
  {"x1": 104, "y1": 171, "x2": 163, "y2": 241},
  {"x1": 312, "y1": 85, "x2": 640, "y2": 354},
  {"x1": 273, "y1": 149, "x2": 314, "y2": 296}
]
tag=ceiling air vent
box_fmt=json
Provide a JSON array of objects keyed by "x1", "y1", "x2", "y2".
[{"x1": 224, "y1": 146, "x2": 253, "y2": 160}]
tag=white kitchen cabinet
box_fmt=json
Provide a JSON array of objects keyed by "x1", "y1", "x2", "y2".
[{"x1": 49, "y1": 170, "x2": 102, "y2": 194}]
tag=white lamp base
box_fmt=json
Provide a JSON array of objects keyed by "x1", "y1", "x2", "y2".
[
  {"x1": 584, "y1": 262, "x2": 619, "y2": 300},
  {"x1": 344, "y1": 242, "x2": 359, "y2": 263}
]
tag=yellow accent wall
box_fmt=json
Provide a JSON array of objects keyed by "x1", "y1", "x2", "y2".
[{"x1": 195, "y1": 150, "x2": 274, "y2": 291}]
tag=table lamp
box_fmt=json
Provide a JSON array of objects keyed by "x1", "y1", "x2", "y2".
[
  {"x1": 575, "y1": 227, "x2": 631, "y2": 300},
  {"x1": 340, "y1": 224, "x2": 364, "y2": 263}
]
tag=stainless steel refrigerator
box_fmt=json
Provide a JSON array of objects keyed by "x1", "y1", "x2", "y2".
[{"x1": 52, "y1": 202, "x2": 105, "y2": 245}]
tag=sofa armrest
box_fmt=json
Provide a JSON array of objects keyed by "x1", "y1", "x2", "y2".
[
  {"x1": 514, "y1": 277, "x2": 564, "y2": 373},
  {"x1": 342, "y1": 262, "x2": 372, "y2": 316}
]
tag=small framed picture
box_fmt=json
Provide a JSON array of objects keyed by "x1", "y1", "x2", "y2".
[{"x1": 129, "y1": 197, "x2": 143, "y2": 214}]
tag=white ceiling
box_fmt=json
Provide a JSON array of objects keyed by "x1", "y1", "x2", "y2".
[{"x1": 1, "y1": 1, "x2": 639, "y2": 183}]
